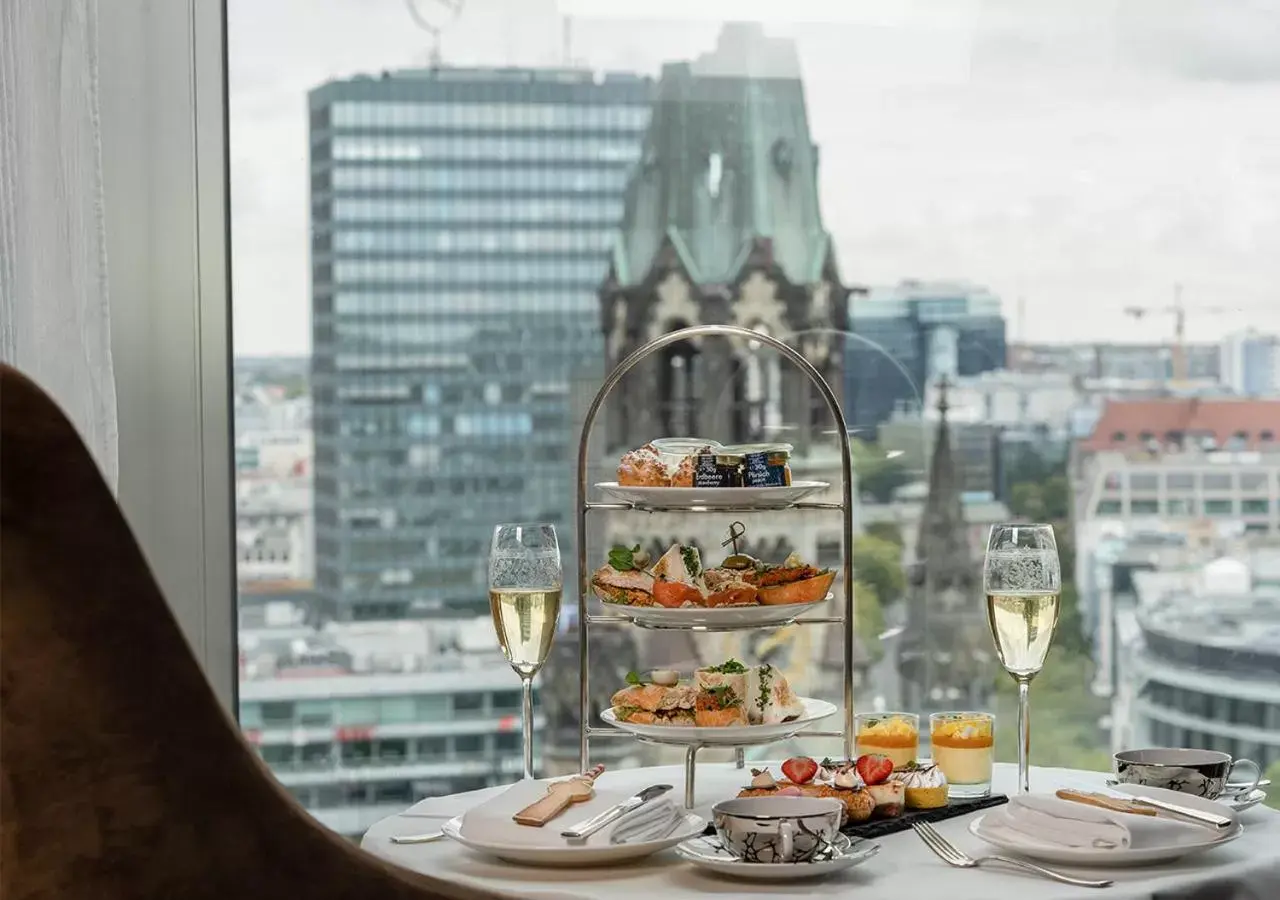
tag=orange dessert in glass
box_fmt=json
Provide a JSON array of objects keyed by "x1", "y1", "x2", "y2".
[
  {"x1": 854, "y1": 712, "x2": 919, "y2": 770},
  {"x1": 930, "y1": 712, "x2": 994, "y2": 798}
]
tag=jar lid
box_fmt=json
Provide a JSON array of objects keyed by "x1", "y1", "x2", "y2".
[{"x1": 723, "y1": 442, "x2": 793, "y2": 455}]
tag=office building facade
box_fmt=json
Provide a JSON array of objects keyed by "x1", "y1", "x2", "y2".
[
  {"x1": 844, "y1": 280, "x2": 1006, "y2": 437},
  {"x1": 308, "y1": 68, "x2": 653, "y2": 619}
]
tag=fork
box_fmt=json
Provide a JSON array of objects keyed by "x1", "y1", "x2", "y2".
[{"x1": 912, "y1": 822, "x2": 1113, "y2": 889}]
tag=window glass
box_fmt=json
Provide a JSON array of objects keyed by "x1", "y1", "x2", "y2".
[{"x1": 230, "y1": 3, "x2": 1280, "y2": 843}]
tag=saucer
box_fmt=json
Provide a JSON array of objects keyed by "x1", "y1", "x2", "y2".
[
  {"x1": 1105, "y1": 780, "x2": 1267, "y2": 812},
  {"x1": 675, "y1": 833, "x2": 879, "y2": 881}
]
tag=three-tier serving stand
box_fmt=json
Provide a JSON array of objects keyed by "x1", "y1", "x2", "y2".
[{"x1": 575, "y1": 324, "x2": 858, "y2": 809}]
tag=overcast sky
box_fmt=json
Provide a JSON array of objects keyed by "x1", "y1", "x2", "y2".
[{"x1": 228, "y1": 0, "x2": 1280, "y2": 356}]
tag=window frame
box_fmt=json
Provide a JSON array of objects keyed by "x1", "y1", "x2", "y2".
[{"x1": 99, "y1": 0, "x2": 235, "y2": 710}]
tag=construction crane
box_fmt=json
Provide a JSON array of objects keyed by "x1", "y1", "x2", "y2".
[{"x1": 1123, "y1": 284, "x2": 1237, "y2": 382}]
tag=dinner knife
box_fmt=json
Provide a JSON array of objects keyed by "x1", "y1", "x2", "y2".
[
  {"x1": 560, "y1": 784, "x2": 673, "y2": 840},
  {"x1": 1056, "y1": 789, "x2": 1233, "y2": 831}
]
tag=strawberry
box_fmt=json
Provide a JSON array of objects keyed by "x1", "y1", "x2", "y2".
[
  {"x1": 781, "y1": 756, "x2": 819, "y2": 785},
  {"x1": 855, "y1": 753, "x2": 894, "y2": 786}
]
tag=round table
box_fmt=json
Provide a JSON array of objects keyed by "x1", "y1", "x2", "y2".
[{"x1": 362, "y1": 762, "x2": 1280, "y2": 900}]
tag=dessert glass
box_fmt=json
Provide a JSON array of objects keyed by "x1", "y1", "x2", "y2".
[
  {"x1": 854, "y1": 712, "x2": 919, "y2": 770},
  {"x1": 930, "y1": 712, "x2": 995, "y2": 798}
]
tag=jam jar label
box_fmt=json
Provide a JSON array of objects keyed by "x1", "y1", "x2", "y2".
[
  {"x1": 694, "y1": 453, "x2": 740, "y2": 488},
  {"x1": 744, "y1": 451, "x2": 788, "y2": 487}
]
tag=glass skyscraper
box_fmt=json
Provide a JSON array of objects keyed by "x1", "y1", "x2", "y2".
[{"x1": 309, "y1": 68, "x2": 653, "y2": 620}]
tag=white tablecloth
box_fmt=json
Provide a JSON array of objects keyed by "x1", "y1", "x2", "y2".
[{"x1": 362, "y1": 763, "x2": 1280, "y2": 900}]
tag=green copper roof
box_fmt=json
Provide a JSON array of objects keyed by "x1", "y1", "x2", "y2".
[{"x1": 610, "y1": 25, "x2": 835, "y2": 288}]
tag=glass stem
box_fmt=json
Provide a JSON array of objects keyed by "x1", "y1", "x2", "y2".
[
  {"x1": 521, "y1": 675, "x2": 535, "y2": 781},
  {"x1": 1016, "y1": 677, "x2": 1031, "y2": 794}
]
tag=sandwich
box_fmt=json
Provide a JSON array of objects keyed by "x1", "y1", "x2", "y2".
[
  {"x1": 610, "y1": 677, "x2": 696, "y2": 726},
  {"x1": 590, "y1": 545, "x2": 655, "y2": 606},
  {"x1": 694, "y1": 659, "x2": 750, "y2": 726},
  {"x1": 650, "y1": 543, "x2": 707, "y2": 608},
  {"x1": 745, "y1": 663, "x2": 806, "y2": 724},
  {"x1": 754, "y1": 552, "x2": 835, "y2": 605},
  {"x1": 701, "y1": 551, "x2": 759, "y2": 607}
]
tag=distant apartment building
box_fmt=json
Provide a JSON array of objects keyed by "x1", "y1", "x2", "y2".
[
  {"x1": 1071, "y1": 397, "x2": 1280, "y2": 662},
  {"x1": 845, "y1": 280, "x2": 1006, "y2": 436},
  {"x1": 308, "y1": 67, "x2": 653, "y2": 620},
  {"x1": 239, "y1": 616, "x2": 540, "y2": 838},
  {"x1": 1220, "y1": 330, "x2": 1279, "y2": 397},
  {"x1": 1111, "y1": 554, "x2": 1280, "y2": 770}
]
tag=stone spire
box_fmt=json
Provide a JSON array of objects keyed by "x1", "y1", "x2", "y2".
[{"x1": 896, "y1": 376, "x2": 991, "y2": 712}]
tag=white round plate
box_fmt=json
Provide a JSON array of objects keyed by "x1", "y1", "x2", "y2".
[
  {"x1": 595, "y1": 481, "x2": 830, "y2": 510},
  {"x1": 600, "y1": 698, "x2": 836, "y2": 747},
  {"x1": 441, "y1": 812, "x2": 705, "y2": 867},
  {"x1": 676, "y1": 833, "x2": 879, "y2": 880},
  {"x1": 970, "y1": 786, "x2": 1243, "y2": 867},
  {"x1": 605, "y1": 595, "x2": 829, "y2": 629},
  {"x1": 1105, "y1": 779, "x2": 1267, "y2": 813}
]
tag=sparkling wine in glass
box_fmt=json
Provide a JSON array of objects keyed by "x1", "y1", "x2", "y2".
[
  {"x1": 489, "y1": 523, "x2": 562, "y2": 781},
  {"x1": 983, "y1": 523, "x2": 1061, "y2": 795}
]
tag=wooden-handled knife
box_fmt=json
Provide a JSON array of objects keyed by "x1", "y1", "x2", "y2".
[
  {"x1": 512, "y1": 765, "x2": 606, "y2": 827},
  {"x1": 1056, "y1": 789, "x2": 1233, "y2": 830}
]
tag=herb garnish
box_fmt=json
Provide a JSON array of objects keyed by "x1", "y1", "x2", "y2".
[
  {"x1": 609, "y1": 544, "x2": 641, "y2": 571},
  {"x1": 707, "y1": 658, "x2": 747, "y2": 674},
  {"x1": 703, "y1": 685, "x2": 740, "y2": 706},
  {"x1": 625, "y1": 670, "x2": 649, "y2": 686},
  {"x1": 756, "y1": 663, "x2": 772, "y2": 711},
  {"x1": 680, "y1": 545, "x2": 702, "y2": 577}
]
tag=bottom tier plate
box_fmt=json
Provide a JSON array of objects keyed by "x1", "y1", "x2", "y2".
[{"x1": 600, "y1": 698, "x2": 836, "y2": 746}]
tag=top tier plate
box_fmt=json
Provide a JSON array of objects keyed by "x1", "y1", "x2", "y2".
[{"x1": 595, "y1": 481, "x2": 830, "y2": 510}]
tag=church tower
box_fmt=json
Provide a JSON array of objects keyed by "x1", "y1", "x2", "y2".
[
  {"x1": 599, "y1": 24, "x2": 849, "y2": 452},
  {"x1": 897, "y1": 378, "x2": 993, "y2": 711}
]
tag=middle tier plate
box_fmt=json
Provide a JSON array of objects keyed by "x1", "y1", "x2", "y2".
[
  {"x1": 602, "y1": 595, "x2": 830, "y2": 629},
  {"x1": 601, "y1": 698, "x2": 836, "y2": 746}
]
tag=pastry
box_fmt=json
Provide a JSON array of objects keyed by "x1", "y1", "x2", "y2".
[
  {"x1": 864, "y1": 781, "x2": 905, "y2": 818},
  {"x1": 892, "y1": 762, "x2": 949, "y2": 809},
  {"x1": 617, "y1": 446, "x2": 669, "y2": 487},
  {"x1": 737, "y1": 774, "x2": 875, "y2": 823}
]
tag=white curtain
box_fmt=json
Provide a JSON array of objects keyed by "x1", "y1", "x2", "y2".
[{"x1": 0, "y1": 0, "x2": 118, "y2": 489}]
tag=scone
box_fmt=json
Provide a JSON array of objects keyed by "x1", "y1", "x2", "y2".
[{"x1": 617, "y1": 446, "x2": 668, "y2": 486}]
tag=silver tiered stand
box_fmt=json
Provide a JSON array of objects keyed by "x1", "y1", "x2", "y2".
[{"x1": 575, "y1": 324, "x2": 857, "y2": 809}]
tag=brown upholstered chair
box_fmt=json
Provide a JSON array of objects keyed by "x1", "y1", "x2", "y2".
[{"x1": 0, "y1": 365, "x2": 498, "y2": 899}]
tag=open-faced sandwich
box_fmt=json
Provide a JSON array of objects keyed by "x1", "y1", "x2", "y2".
[
  {"x1": 591, "y1": 542, "x2": 831, "y2": 609},
  {"x1": 753, "y1": 552, "x2": 837, "y2": 606}
]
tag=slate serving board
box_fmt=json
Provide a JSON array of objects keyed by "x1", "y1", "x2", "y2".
[{"x1": 700, "y1": 793, "x2": 1009, "y2": 841}]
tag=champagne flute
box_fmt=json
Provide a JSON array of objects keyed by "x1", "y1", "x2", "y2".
[
  {"x1": 983, "y1": 523, "x2": 1061, "y2": 795},
  {"x1": 489, "y1": 523, "x2": 563, "y2": 781}
]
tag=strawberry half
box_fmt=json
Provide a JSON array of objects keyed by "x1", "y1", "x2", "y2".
[
  {"x1": 854, "y1": 753, "x2": 894, "y2": 786},
  {"x1": 781, "y1": 756, "x2": 818, "y2": 785}
]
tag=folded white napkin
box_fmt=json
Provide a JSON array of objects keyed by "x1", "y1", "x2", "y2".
[
  {"x1": 982, "y1": 795, "x2": 1209, "y2": 851},
  {"x1": 459, "y1": 780, "x2": 681, "y2": 849}
]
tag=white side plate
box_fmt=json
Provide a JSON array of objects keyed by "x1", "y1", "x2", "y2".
[
  {"x1": 970, "y1": 785, "x2": 1243, "y2": 867},
  {"x1": 441, "y1": 812, "x2": 705, "y2": 867},
  {"x1": 595, "y1": 481, "x2": 830, "y2": 509},
  {"x1": 600, "y1": 698, "x2": 836, "y2": 747},
  {"x1": 604, "y1": 595, "x2": 829, "y2": 629}
]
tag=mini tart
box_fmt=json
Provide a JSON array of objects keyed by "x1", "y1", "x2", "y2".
[{"x1": 891, "y1": 764, "x2": 948, "y2": 809}]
